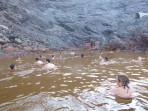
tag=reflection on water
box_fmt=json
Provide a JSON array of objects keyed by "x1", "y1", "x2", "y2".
[{"x1": 0, "y1": 51, "x2": 148, "y2": 111}]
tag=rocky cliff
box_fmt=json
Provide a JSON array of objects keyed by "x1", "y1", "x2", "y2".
[{"x1": 0, "y1": 0, "x2": 148, "y2": 54}]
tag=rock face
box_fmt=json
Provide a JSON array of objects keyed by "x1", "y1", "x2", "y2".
[{"x1": 0, "y1": 0, "x2": 148, "y2": 53}]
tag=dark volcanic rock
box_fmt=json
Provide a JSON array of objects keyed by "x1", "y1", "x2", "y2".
[
  {"x1": 0, "y1": 0, "x2": 148, "y2": 54},
  {"x1": 0, "y1": 38, "x2": 7, "y2": 45}
]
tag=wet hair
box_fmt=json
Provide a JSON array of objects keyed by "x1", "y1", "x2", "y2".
[
  {"x1": 10, "y1": 64, "x2": 15, "y2": 70},
  {"x1": 81, "y1": 54, "x2": 84, "y2": 58},
  {"x1": 46, "y1": 58, "x2": 50, "y2": 63},
  {"x1": 35, "y1": 58, "x2": 39, "y2": 61},
  {"x1": 117, "y1": 74, "x2": 130, "y2": 89},
  {"x1": 52, "y1": 55, "x2": 54, "y2": 57}
]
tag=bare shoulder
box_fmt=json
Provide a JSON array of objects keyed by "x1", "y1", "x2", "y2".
[{"x1": 108, "y1": 87, "x2": 119, "y2": 93}]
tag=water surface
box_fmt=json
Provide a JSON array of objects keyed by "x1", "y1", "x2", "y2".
[{"x1": 0, "y1": 51, "x2": 148, "y2": 111}]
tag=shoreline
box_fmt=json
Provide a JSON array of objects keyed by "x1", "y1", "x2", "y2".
[{"x1": 0, "y1": 48, "x2": 147, "y2": 60}]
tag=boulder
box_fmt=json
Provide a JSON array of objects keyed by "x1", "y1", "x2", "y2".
[
  {"x1": 0, "y1": 25, "x2": 8, "y2": 30},
  {"x1": 0, "y1": 38, "x2": 7, "y2": 45},
  {"x1": 135, "y1": 12, "x2": 148, "y2": 19},
  {"x1": 0, "y1": 33, "x2": 3, "y2": 37},
  {"x1": 23, "y1": 46, "x2": 32, "y2": 51},
  {"x1": 141, "y1": 33, "x2": 148, "y2": 43},
  {"x1": 3, "y1": 37, "x2": 10, "y2": 43},
  {"x1": 14, "y1": 38, "x2": 22, "y2": 44},
  {"x1": 3, "y1": 46, "x2": 20, "y2": 52},
  {"x1": 140, "y1": 33, "x2": 148, "y2": 50}
]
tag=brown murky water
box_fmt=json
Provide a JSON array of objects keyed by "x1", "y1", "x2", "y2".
[{"x1": 0, "y1": 51, "x2": 148, "y2": 111}]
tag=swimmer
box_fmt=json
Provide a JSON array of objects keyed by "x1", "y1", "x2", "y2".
[
  {"x1": 108, "y1": 74, "x2": 135, "y2": 98},
  {"x1": 100, "y1": 56, "x2": 109, "y2": 62},
  {"x1": 81, "y1": 54, "x2": 84, "y2": 58},
  {"x1": 104, "y1": 57, "x2": 109, "y2": 61},
  {"x1": 70, "y1": 51, "x2": 75, "y2": 55},
  {"x1": 131, "y1": 56, "x2": 143, "y2": 63},
  {"x1": 35, "y1": 57, "x2": 43, "y2": 65},
  {"x1": 10, "y1": 64, "x2": 15, "y2": 71},
  {"x1": 84, "y1": 41, "x2": 91, "y2": 50},
  {"x1": 137, "y1": 57, "x2": 142, "y2": 62},
  {"x1": 99, "y1": 55, "x2": 103, "y2": 60},
  {"x1": 40, "y1": 55, "x2": 42, "y2": 59},
  {"x1": 43, "y1": 58, "x2": 56, "y2": 69},
  {"x1": 39, "y1": 55, "x2": 45, "y2": 59},
  {"x1": 16, "y1": 56, "x2": 22, "y2": 62},
  {"x1": 51, "y1": 54, "x2": 55, "y2": 59}
]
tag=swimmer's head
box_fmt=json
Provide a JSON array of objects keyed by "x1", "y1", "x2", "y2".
[
  {"x1": 104, "y1": 57, "x2": 109, "y2": 61},
  {"x1": 35, "y1": 58, "x2": 39, "y2": 61},
  {"x1": 52, "y1": 55, "x2": 54, "y2": 57},
  {"x1": 81, "y1": 54, "x2": 84, "y2": 58},
  {"x1": 10, "y1": 64, "x2": 15, "y2": 70},
  {"x1": 46, "y1": 58, "x2": 50, "y2": 63},
  {"x1": 16, "y1": 56, "x2": 20, "y2": 59},
  {"x1": 116, "y1": 74, "x2": 130, "y2": 88}
]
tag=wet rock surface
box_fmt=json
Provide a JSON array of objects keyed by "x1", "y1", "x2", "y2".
[{"x1": 0, "y1": 0, "x2": 148, "y2": 57}]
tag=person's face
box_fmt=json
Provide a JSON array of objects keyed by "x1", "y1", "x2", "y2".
[{"x1": 116, "y1": 78, "x2": 122, "y2": 87}]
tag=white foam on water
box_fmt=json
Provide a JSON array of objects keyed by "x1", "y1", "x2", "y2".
[
  {"x1": 60, "y1": 90, "x2": 69, "y2": 93},
  {"x1": 64, "y1": 73, "x2": 72, "y2": 76},
  {"x1": 16, "y1": 94, "x2": 24, "y2": 98},
  {"x1": 131, "y1": 73, "x2": 140, "y2": 76},
  {"x1": 141, "y1": 69, "x2": 148, "y2": 73},
  {"x1": 0, "y1": 77, "x2": 13, "y2": 82},
  {"x1": 64, "y1": 66, "x2": 72, "y2": 69},
  {"x1": 50, "y1": 72, "x2": 61, "y2": 75},
  {"x1": 60, "y1": 84, "x2": 68, "y2": 87},
  {"x1": 6, "y1": 85, "x2": 18, "y2": 88},
  {"x1": 90, "y1": 69, "x2": 98, "y2": 72},
  {"x1": 80, "y1": 82, "x2": 84, "y2": 84},
  {"x1": 27, "y1": 83, "x2": 31, "y2": 85},
  {"x1": 36, "y1": 74, "x2": 42, "y2": 76},
  {"x1": 86, "y1": 75, "x2": 98, "y2": 78},
  {"x1": 75, "y1": 76, "x2": 83, "y2": 79},
  {"x1": 64, "y1": 80, "x2": 73, "y2": 83},
  {"x1": 107, "y1": 78, "x2": 115, "y2": 81},
  {"x1": 51, "y1": 86, "x2": 56, "y2": 88},
  {"x1": 102, "y1": 70, "x2": 107, "y2": 73},
  {"x1": 90, "y1": 81, "x2": 98, "y2": 83},
  {"x1": 14, "y1": 68, "x2": 37, "y2": 77},
  {"x1": 81, "y1": 73, "x2": 88, "y2": 75},
  {"x1": 40, "y1": 87, "x2": 44, "y2": 89},
  {"x1": 35, "y1": 82, "x2": 41, "y2": 85}
]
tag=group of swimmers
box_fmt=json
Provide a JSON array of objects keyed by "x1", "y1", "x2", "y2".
[
  {"x1": 9, "y1": 56, "x2": 57, "y2": 71},
  {"x1": 35, "y1": 57, "x2": 56, "y2": 69},
  {"x1": 9, "y1": 51, "x2": 136, "y2": 99}
]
